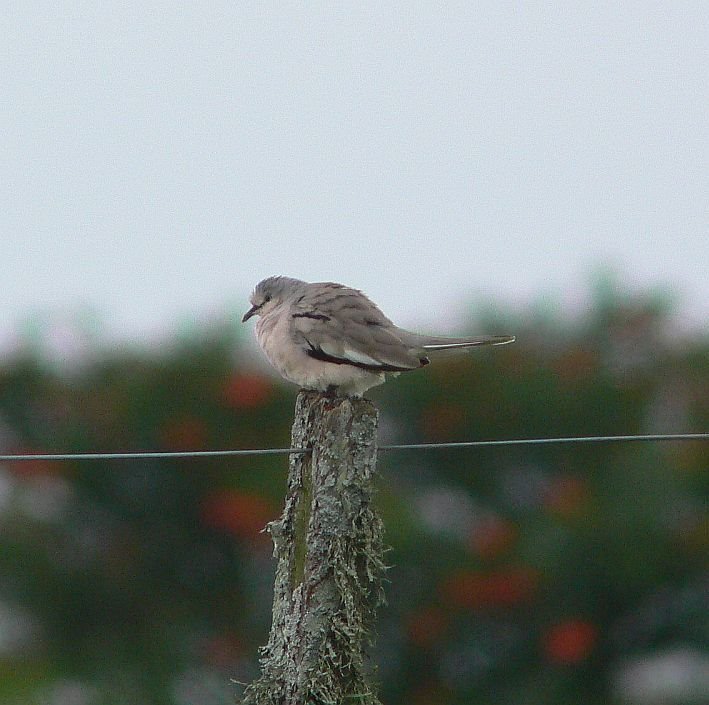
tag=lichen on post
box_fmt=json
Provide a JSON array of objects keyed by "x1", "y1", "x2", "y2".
[{"x1": 239, "y1": 390, "x2": 386, "y2": 705}]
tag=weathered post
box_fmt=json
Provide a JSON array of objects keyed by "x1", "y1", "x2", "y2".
[{"x1": 240, "y1": 390, "x2": 386, "y2": 705}]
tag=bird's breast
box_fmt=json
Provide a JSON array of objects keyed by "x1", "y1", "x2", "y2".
[{"x1": 255, "y1": 310, "x2": 297, "y2": 376}]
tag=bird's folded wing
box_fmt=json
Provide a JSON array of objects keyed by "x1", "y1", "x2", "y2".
[{"x1": 290, "y1": 287, "x2": 425, "y2": 371}]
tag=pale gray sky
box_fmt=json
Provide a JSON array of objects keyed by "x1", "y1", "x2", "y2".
[{"x1": 2, "y1": 2, "x2": 708, "y2": 351}]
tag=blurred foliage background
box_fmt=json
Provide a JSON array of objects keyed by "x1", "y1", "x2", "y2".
[{"x1": 0, "y1": 281, "x2": 707, "y2": 705}]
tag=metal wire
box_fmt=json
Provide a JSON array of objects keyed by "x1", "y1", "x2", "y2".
[
  {"x1": 0, "y1": 433, "x2": 706, "y2": 462},
  {"x1": 0, "y1": 448, "x2": 304, "y2": 462},
  {"x1": 378, "y1": 433, "x2": 709, "y2": 451}
]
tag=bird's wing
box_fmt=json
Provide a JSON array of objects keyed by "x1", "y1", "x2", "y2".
[{"x1": 289, "y1": 283, "x2": 427, "y2": 372}]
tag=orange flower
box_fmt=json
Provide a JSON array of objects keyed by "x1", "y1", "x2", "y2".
[
  {"x1": 441, "y1": 567, "x2": 538, "y2": 610},
  {"x1": 5, "y1": 448, "x2": 61, "y2": 477},
  {"x1": 223, "y1": 373, "x2": 273, "y2": 409},
  {"x1": 543, "y1": 619, "x2": 597, "y2": 665},
  {"x1": 200, "y1": 489, "x2": 276, "y2": 539},
  {"x1": 469, "y1": 516, "x2": 518, "y2": 560}
]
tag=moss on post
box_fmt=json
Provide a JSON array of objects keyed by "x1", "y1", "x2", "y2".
[{"x1": 239, "y1": 390, "x2": 386, "y2": 705}]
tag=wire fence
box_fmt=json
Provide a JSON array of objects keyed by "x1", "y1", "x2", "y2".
[{"x1": 0, "y1": 433, "x2": 706, "y2": 462}]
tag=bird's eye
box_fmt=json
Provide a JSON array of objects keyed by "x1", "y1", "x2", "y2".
[{"x1": 264, "y1": 295, "x2": 272, "y2": 303}]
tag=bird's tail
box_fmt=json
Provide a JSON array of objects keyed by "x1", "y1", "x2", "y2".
[
  {"x1": 401, "y1": 331, "x2": 516, "y2": 351},
  {"x1": 421, "y1": 335, "x2": 515, "y2": 350}
]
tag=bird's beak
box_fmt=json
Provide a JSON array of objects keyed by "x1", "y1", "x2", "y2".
[{"x1": 242, "y1": 304, "x2": 259, "y2": 323}]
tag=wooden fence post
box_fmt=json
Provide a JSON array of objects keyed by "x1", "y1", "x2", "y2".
[{"x1": 240, "y1": 390, "x2": 386, "y2": 705}]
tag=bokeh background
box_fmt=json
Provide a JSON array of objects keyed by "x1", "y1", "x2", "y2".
[
  {"x1": 1, "y1": 280, "x2": 707, "y2": 705},
  {"x1": 2, "y1": 3, "x2": 708, "y2": 704}
]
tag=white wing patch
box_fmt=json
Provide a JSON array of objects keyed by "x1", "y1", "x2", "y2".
[
  {"x1": 341, "y1": 347, "x2": 384, "y2": 367},
  {"x1": 314, "y1": 340, "x2": 418, "y2": 371}
]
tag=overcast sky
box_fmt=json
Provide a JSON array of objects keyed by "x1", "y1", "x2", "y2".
[{"x1": 2, "y1": 2, "x2": 707, "y2": 351}]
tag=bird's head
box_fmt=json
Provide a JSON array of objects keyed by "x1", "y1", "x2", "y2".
[{"x1": 242, "y1": 276, "x2": 305, "y2": 322}]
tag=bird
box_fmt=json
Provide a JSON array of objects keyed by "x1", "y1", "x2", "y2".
[{"x1": 242, "y1": 276, "x2": 515, "y2": 397}]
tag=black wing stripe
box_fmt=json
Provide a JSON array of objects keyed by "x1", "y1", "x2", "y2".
[
  {"x1": 304, "y1": 342, "x2": 422, "y2": 373},
  {"x1": 292, "y1": 312, "x2": 331, "y2": 321}
]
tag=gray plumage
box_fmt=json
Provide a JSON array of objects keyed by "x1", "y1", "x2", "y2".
[{"x1": 242, "y1": 276, "x2": 514, "y2": 396}]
